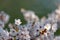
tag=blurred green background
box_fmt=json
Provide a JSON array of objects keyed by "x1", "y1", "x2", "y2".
[{"x1": 0, "y1": 0, "x2": 60, "y2": 35}]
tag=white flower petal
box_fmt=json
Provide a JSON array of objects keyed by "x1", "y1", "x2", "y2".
[
  {"x1": 44, "y1": 24, "x2": 51, "y2": 30},
  {"x1": 15, "y1": 19, "x2": 22, "y2": 25}
]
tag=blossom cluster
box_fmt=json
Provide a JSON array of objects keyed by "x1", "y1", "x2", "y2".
[{"x1": 0, "y1": 7, "x2": 60, "y2": 40}]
